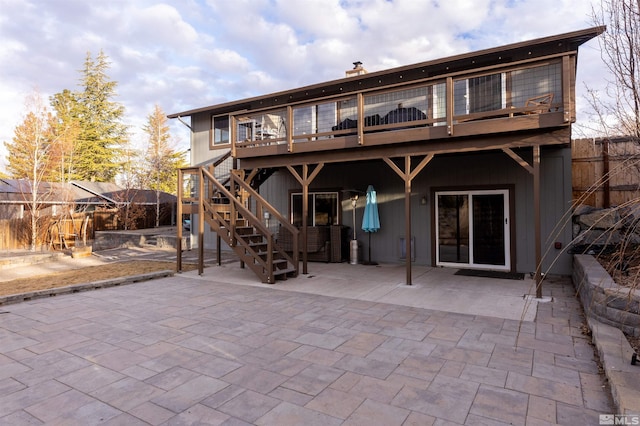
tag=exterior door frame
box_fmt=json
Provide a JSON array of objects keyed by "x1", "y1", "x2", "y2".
[{"x1": 431, "y1": 185, "x2": 516, "y2": 272}]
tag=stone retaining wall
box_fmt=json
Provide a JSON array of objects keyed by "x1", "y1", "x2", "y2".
[{"x1": 573, "y1": 254, "x2": 640, "y2": 337}]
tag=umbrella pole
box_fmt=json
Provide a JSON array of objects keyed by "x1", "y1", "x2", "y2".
[{"x1": 364, "y1": 232, "x2": 377, "y2": 265}]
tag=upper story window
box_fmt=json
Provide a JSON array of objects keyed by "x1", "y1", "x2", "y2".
[{"x1": 212, "y1": 115, "x2": 230, "y2": 147}]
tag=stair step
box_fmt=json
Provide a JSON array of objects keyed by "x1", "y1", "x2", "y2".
[
  {"x1": 190, "y1": 166, "x2": 298, "y2": 283},
  {"x1": 273, "y1": 267, "x2": 297, "y2": 280}
]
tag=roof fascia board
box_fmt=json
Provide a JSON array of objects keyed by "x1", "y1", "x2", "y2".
[
  {"x1": 70, "y1": 181, "x2": 120, "y2": 204},
  {"x1": 168, "y1": 26, "x2": 605, "y2": 119}
]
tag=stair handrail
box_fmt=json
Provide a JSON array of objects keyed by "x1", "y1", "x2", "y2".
[
  {"x1": 229, "y1": 171, "x2": 299, "y2": 267},
  {"x1": 202, "y1": 167, "x2": 299, "y2": 281},
  {"x1": 201, "y1": 167, "x2": 273, "y2": 281}
]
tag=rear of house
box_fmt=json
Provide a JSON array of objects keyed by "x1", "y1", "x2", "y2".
[{"x1": 170, "y1": 27, "x2": 604, "y2": 286}]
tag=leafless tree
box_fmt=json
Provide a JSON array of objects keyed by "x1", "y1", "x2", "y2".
[
  {"x1": 588, "y1": 0, "x2": 640, "y2": 137},
  {"x1": 4, "y1": 91, "x2": 58, "y2": 250}
]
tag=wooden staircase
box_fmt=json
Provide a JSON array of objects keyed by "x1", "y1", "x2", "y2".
[{"x1": 177, "y1": 158, "x2": 298, "y2": 284}]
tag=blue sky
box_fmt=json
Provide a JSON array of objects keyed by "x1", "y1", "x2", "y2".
[{"x1": 0, "y1": 0, "x2": 604, "y2": 170}]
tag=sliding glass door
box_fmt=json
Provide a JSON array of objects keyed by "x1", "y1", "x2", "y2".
[{"x1": 436, "y1": 189, "x2": 510, "y2": 270}]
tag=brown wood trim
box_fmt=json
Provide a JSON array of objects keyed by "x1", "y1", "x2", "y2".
[
  {"x1": 238, "y1": 127, "x2": 571, "y2": 169},
  {"x1": 446, "y1": 77, "x2": 454, "y2": 135},
  {"x1": 533, "y1": 145, "x2": 542, "y2": 297},
  {"x1": 235, "y1": 111, "x2": 568, "y2": 162},
  {"x1": 207, "y1": 114, "x2": 233, "y2": 151},
  {"x1": 287, "y1": 106, "x2": 293, "y2": 152},
  {"x1": 197, "y1": 168, "x2": 205, "y2": 275},
  {"x1": 357, "y1": 93, "x2": 364, "y2": 145},
  {"x1": 230, "y1": 115, "x2": 237, "y2": 157},
  {"x1": 502, "y1": 148, "x2": 534, "y2": 174},
  {"x1": 177, "y1": 170, "x2": 184, "y2": 272},
  {"x1": 383, "y1": 155, "x2": 433, "y2": 285},
  {"x1": 286, "y1": 163, "x2": 325, "y2": 274},
  {"x1": 563, "y1": 55, "x2": 575, "y2": 123}
]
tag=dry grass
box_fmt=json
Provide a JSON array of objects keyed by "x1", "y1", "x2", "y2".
[{"x1": 0, "y1": 260, "x2": 199, "y2": 297}]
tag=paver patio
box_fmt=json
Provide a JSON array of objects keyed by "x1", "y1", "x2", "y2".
[{"x1": 0, "y1": 266, "x2": 614, "y2": 425}]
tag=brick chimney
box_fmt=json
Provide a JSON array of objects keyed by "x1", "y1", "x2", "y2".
[{"x1": 346, "y1": 61, "x2": 367, "y2": 77}]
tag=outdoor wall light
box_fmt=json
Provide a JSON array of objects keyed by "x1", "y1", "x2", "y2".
[{"x1": 420, "y1": 195, "x2": 428, "y2": 205}]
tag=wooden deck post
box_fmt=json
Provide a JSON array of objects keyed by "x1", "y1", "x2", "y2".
[
  {"x1": 176, "y1": 170, "x2": 183, "y2": 272},
  {"x1": 404, "y1": 156, "x2": 412, "y2": 285},
  {"x1": 287, "y1": 163, "x2": 325, "y2": 275},
  {"x1": 533, "y1": 145, "x2": 542, "y2": 298},
  {"x1": 503, "y1": 146, "x2": 543, "y2": 297},
  {"x1": 198, "y1": 168, "x2": 205, "y2": 276},
  {"x1": 384, "y1": 155, "x2": 433, "y2": 285}
]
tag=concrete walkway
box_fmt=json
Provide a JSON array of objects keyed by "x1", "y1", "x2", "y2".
[
  {"x1": 189, "y1": 261, "x2": 540, "y2": 322},
  {"x1": 0, "y1": 258, "x2": 614, "y2": 425}
]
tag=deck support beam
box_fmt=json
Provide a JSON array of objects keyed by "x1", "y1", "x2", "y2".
[
  {"x1": 502, "y1": 146, "x2": 542, "y2": 298},
  {"x1": 287, "y1": 163, "x2": 325, "y2": 274},
  {"x1": 176, "y1": 170, "x2": 184, "y2": 273},
  {"x1": 198, "y1": 168, "x2": 205, "y2": 275},
  {"x1": 384, "y1": 154, "x2": 433, "y2": 285}
]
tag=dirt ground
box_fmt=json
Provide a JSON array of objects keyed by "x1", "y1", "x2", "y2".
[{"x1": 0, "y1": 260, "x2": 198, "y2": 298}]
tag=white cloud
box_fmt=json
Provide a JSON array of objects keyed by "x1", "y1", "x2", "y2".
[{"x1": 0, "y1": 0, "x2": 610, "y2": 169}]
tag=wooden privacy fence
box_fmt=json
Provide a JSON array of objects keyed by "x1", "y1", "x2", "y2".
[
  {"x1": 0, "y1": 214, "x2": 95, "y2": 251},
  {"x1": 0, "y1": 219, "x2": 31, "y2": 250},
  {"x1": 572, "y1": 137, "x2": 640, "y2": 208},
  {"x1": 0, "y1": 206, "x2": 175, "y2": 251},
  {"x1": 0, "y1": 212, "x2": 111, "y2": 251}
]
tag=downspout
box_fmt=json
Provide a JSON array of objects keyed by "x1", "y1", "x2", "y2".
[
  {"x1": 175, "y1": 115, "x2": 193, "y2": 166},
  {"x1": 176, "y1": 115, "x2": 193, "y2": 131}
]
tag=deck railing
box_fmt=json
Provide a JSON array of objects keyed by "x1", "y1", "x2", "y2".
[{"x1": 231, "y1": 59, "x2": 565, "y2": 155}]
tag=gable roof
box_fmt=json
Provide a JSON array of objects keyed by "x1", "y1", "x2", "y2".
[{"x1": 0, "y1": 179, "x2": 177, "y2": 206}]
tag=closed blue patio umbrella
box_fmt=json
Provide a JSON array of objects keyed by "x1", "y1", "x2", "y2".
[{"x1": 361, "y1": 185, "x2": 380, "y2": 265}]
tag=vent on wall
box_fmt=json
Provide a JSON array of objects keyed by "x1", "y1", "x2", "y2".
[{"x1": 398, "y1": 236, "x2": 415, "y2": 261}]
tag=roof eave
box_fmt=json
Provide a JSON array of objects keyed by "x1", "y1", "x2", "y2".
[{"x1": 168, "y1": 26, "x2": 605, "y2": 119}]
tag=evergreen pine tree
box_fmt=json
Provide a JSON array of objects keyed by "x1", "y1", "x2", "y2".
[{"x1": 74, "y1": 50, "x2": 128, "y2": 181}]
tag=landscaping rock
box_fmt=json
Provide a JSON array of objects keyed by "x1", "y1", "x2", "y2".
[{"x1": 577, "y1": 208, "x2": 621, "y2": 230}]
